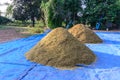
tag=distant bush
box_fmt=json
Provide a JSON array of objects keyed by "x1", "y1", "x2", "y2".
[
  {"x1": 7, "y1": 20, "x2": 31, "y2": 27},
  {"x1": 0, "y1": 16, "x2": 12, "y2": 24},
  {"x1": 29, "y1": 27, "x2": 44, "y2": 33}
]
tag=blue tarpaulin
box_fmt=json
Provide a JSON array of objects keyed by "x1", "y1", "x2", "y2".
[{"x1": 0, "y1": 31, "x2": 120, "y2": 80}]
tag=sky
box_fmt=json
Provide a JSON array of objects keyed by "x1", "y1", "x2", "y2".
[{"x1": 0, "y1": 0, "x2": 12, "y2": 16}]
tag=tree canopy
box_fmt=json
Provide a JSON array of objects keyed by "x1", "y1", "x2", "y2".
[
  {"x1": 82, "y1": 0, "x2": 120, "y2": 28},
  {"x1": 5, "y1": 4, "x2": 13, "y2": 19},
  {"x1": 41, "y1": 0, "x2": 82, "y2": 29},
  {"x1": 11, "y1": 0, "x2": 120, "y2": 29},
  {"x1": 13, "y1": 0, "x2": 41, "y2": 27}
]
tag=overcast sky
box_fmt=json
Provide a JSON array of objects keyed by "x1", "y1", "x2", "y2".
[{"x1": 0, "y1": 0, "x2": 12, "y2": 16}]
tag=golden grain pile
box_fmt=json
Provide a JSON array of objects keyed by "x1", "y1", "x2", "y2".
[
  {"x1": 25, "y1": 27, "x2": 96, "y2": 69},
  {"x1": 68, "y1": 24, "x2": 103, "y2": 43}
]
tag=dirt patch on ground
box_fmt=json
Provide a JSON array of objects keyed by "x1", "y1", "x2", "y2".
[
  {"x1": 25, "y1": 27, "x2": 96, "y2": 70},
  {"x1": 0, "y1": 29, "x2": 24, "y2": 43}
]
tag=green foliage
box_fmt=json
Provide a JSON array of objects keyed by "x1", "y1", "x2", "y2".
[
  {"x1": 5, "y1": 4, "x2": 13, "y2": 18},
  {"x1": 29, "y1": 27, "x2": 44, "y2": 33},
  {"x1": 13, "y1": 0, "x2": 41, "y2": 27},
  {"x1": 11, "y1": 0, "x2": 120, "y2": 29},
  {"x1": 83, "y1": 0, "x2": 120, "y2": 28},
  {"x1": 7, "y1": 20, "x2": 31, "y2": 27},
  {"x1": 41, "y1": 0, "x2": 64, "y2": 29},
  {"x1": 0, "y1": 25, "x2": 6, "y2": 29},
  {"x1": 41, "y1": 0, "x2": 82, "y2": 29},
  {"x1": 0, "y1": 16, "x2": 12, "y2": 24},
  {"x1": 48, "y1": 0, "x2": 65, "y2": 28},
  {"x1": 63, "y1": 0, "x2": 82, "y2": 23}
]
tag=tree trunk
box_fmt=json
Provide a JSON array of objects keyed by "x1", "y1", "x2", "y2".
[
  {"x1": 31, "y1": 17, "x2": 35, "y2": 27},
  {"x1": 41, "y1": 17, "x2": 46, "y2": 26}
]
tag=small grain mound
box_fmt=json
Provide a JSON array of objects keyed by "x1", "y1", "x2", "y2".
[
  {"x1": 68, "y1": 24, "x2": 103, "y2": 43},
  {"x1": 25, "y1": 27, "x2": 96, "y2": 69}
]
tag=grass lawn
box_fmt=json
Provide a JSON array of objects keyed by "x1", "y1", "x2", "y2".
[
  {"x1": 0, "y1": 25, "x2": 9, "y2": 29},
  {"x1": 0, "y1": 25, "x2": 42, "y2": 37}
]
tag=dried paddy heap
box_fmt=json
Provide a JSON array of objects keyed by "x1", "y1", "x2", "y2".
[
  {"x1": 68, "y1": 24, "x2": 103, "y2": 43},
  {"x1": 25, "y1": 27, "x2": 96, "y2": 69}
]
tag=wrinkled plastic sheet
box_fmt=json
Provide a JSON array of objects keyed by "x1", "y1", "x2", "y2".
[{"x1": 0, "y1": 32, "x2": 120, "y2": 80}]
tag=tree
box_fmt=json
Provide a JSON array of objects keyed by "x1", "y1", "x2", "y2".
[
  {"x1": 13, "y1": 3, "x2": 29, "y2": 22},
  {"x1": 82, "y1": 0, "x2": 120, "y2": 29},
  {"x1": 6, "y1": 4, "x2": 13, "y2": 19},
  {"x1": 63, "y1": 0, "x2": 82, "y2": 25},
  {"x1": 13, "y1": 0, "x2": 41, "y2": 27},
  {"x1": 41, "y1": 0, "x2": 82, "y2": 29},
  {"x1": 0, "y1": 16, "x2": 12, "y2": 24},
  {"x1": 41, "y1": 0, "x2": 64, "y2": 28},
  {"x1": 114, "y1": 0, "x2": 120, "y2": 28}
]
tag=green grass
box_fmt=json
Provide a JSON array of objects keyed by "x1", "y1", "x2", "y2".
[
  {"x1": 0, "y1": 25, "x2": 34, "y2": 37},
  {"x1": 15, "y1": 27, "x2": 43, "y2": 37},
  {"x1": 0, "y1": 23, "x2": 45, "y2": 37},
  {"x1": 28, "y1": 27, "x2": 44, "y2": 33},
  {"x1": 0, "y1": 25, "x2": 8, "y2": 29},
  {"x1": 0, "y1": 25, "x2": 17, "y2": 30}
]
